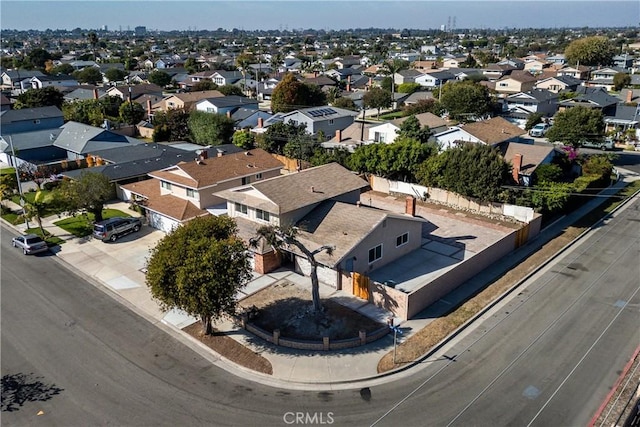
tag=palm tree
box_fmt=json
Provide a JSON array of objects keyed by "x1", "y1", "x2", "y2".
[
  {"x1": 270, "y1": 52, "x2": 284, "y2": 78},
  {"x1": 381, "y1": 58, "x2": 408, "y2": 102},
  {"x1": 235, "y1": 54, "x2": 253, "y2": 96}
]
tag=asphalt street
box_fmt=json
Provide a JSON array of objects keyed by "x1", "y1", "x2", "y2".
[{"x1": 1, "y1": 194, "x2": 639, "y2": 426}]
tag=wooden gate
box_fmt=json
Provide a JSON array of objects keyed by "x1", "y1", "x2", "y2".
[
  {"x1": 515, "y1": 223, "x2": 530, "y2": 248},
  {"x1": 352, "y1": 272, "x2": 370, "y2": 301}
]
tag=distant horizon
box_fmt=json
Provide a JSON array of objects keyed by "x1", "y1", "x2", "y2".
[{"x1": 2, "y1": 1, "x2": 639, "y2": 32}]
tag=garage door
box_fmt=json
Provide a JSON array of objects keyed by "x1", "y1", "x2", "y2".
[{"x1": 147, "y1": 211, "x2": 178, "y2": 233}]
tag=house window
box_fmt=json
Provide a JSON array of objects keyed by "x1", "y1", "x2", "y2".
[
  {"x1": 328, "y1": 119, "x2": 334, "y2": 125},
  {"x1": 290, "y1": 120, "x2": 298, "y2": 125},
  {"x1": 186, "y1": 188, "x2": 195, "y2": 198},
  {"x1": 499, "y1": 82, "x2": 508, "y2": 87},
  {"x1": 256, "y1": 209, "x2": 270, "y2": 222},
  {"x1": 396, "y1": 232, "x2": 409, "y2": 247},
  {"x1": 161, "y1": 181, "x2": 172, "y2": 190},
  {"x1": 235, "y1": 202, "x2": 247, "y2": 215},
  {"x1": 255, "y1": 173, "x2": 263, "y2": 180},
  {"x1": 374, "y1": 132, "x2": 386, "y2": 143},
  {"x1": 242, "y1": 176, "x2": 250, "y2": 185},
  {"x1": 368, "y1": 244, "x2": 383, "y2": 264},
  {"x1": 33, "y1": 119, "x2": 40, "y2": 124},
  {"x1": 206, "y1": 107, "x2": 214, "y2": 113}
]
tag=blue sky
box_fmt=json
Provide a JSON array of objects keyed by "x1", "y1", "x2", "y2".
[{"x1": 2, "y1": 1, "x2": 639, "y2": 32}]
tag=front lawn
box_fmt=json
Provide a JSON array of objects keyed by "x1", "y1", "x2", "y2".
[
  {"x1": 24, "y1": 227, "x2": 65, "y2": 246},
  {"x1": 54, "y1": 209, "x2": 131, "y2": 237}
]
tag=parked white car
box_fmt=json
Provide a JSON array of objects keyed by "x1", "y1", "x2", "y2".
[
  {"x1": 529, "y1": 123, "x2": 551, "y2": 137},
  {"x1": 580, "y1": 138, "x2": 614, "y2": 151}
]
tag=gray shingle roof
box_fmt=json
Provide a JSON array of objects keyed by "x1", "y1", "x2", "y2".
[
  {"x1": 0, "y1": 128, "x2": 63, "y2": 153},
  {"x1": 53, "y1": 121, "x2": 142, "y2": 154},
  {"x1": 217, "y1": 162, "x2": 369, "y2": 215},
  {"x1": 0, "y1": 106, "x2": 63, "y2": 125}
]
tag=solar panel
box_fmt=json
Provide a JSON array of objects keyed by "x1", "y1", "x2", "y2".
[{"x1": 308, "y1": 108, "x2": 337, "y2": 118}]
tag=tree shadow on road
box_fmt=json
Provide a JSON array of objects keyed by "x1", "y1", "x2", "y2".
[{"x1": 1, "y1": 373, "x2": 63, "y2": 412}]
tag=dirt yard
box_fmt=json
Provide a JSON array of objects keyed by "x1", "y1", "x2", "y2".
[{"x1": 239, "y1": 281, "x2": 384, "y2": 341}]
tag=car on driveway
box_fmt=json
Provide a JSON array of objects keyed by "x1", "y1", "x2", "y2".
[
  {"x1": 11, "y1": 233, "x2": 49, "y2": 255},
  {"x1": 529, "y1": 123, "x2": 551, "y2": 137},
  {"x1": 93, "y1": 217, "x2": 142, "y2": 242}
]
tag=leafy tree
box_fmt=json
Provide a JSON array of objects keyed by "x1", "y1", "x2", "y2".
[
  {"x1": 217, "y1": 84, "x2": 243, "y2": 96},
  {"x1": 26, "y1": 48, "x2": 52, "y2": 69},
  {"x1": 460, "y1": 53, "x2": 479, "y2": 68},
  {"x1": 525, "y1": 112, "x2": 545, "y2": 130},
  {"x1": 62, "y1": 96, "x2": 122, "y2": 126},
  {"x1": 56, "y1": 171, "x2": 114, "y2": 222},
  {"x1": 564, "y1": 36, "x2": 615, "y2": 66},
  {"x1": 613, "y1": 73, "x2": 631, "y2": 92},
  {"x1": 74, "y1": 67, "x2": 103, "y2": 85},
  {"x1": 403, "y1": 98, "x2": 444, "y2": 116},
  {"x1": 232, "y1": 130, "x2": 255, "y2": 149},
  {"x1": 192, "y1": 79, "x2": 218, "y2": 92},
  {"x1": 188, "y1": 111, "x2": 235, "y2": 145},
  {"x1": 251, "y1": 224, "x2": 334, "y2": 314},
  {"x1": 283, "y1": 133, "x2": 319, "y2": 161},
  {"x1": 104, "y1": 67, "x2": 128, "y2": 83},
  {"x1": 331, "y1": 96, "x2": 357, "y2": 111},
  {"x1": 270, "y1": 72, "x2": 326, "y2": 113},
  {"x1": 397, "y1": 83, "x2": 421, "y2": 94},
  {"x1": 439, "y1": 80, "x2": 491, "y2": 122},
  {"x1": 545, "y1": 106, "x2": 605, "y2": 147},
  {"x1": 309, "y1": 147, "x2": 351, "y2": 168},
  {"x1": 348, "y1": 138, "x2": 438, "y2": 182},
  {"x1": 533, "y1": 163, "x2": 563, "y2": 184},
  {"x1": 152, "y1": 108, "x2": 191, "y2": 142},
  {"x1": 362, "y1": 87, "x2": 392, "y2": 118},
  {"x1": 380, "y1": 76, "x2": 393, "y2": 92},
  {"x1": 148, "y1": 70, "x2": 172, "y2": 87},
  {"x1": 184, "y1": 57, "x2": 198, "y2": 74},
  {"x1": 527, "y1": 181, "x2": 574, "y2": 214},
  {"x1": 146, "y1": 215, "x2": 252, "y2": 335},
  {"x1": 0, "y1": 170, "x2": 18, "y2": 199},
  {"x1": 256, "y1": 121, "x2": 310, "y2": 154},
  {"x1": 17, "y1": 163, "x2": 53, "y2": 190},
  {"x1": 416, "y1": 143, "x2": 510, "y2": 202},
  {"x1": 14, "y1": 87, "x2": 64, "y2": 109},
  {"x1": 119, "y1": 101, "x2": 145, "y2": 125},
  {"x1": 581, "y1": 154, "x2": 613, "y2": 178},
  {"x1": 51, "y1": 63, "x2": 75, "y2": 75},
  {"x1": 397, "y1": 115, "x2": 432, "y2": 144}
]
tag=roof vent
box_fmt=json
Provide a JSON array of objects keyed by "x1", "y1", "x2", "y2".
[{"x1": 245, "y1": 151, "x2": 252, "y2": 156}]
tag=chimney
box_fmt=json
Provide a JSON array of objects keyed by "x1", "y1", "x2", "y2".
[
  {"x1": 217, "y1": 149, "x2": 224, "y2": 157},
  {"x1": 335, "y1": 129, "x2": 342, "y2": 142},
  {"x1": 93, "y1": 88, "x2": 99, "y2": 99},
  {"x1": 626, "y1": 90, "x2": 633, "y2": 103},
  {"x1": 257, "y1": 117, "x2": 264, "y2": 128},
  {"x1": 405, "y1": 196, "x2": 416, "y2": 217},
  {"x1": 226, "y1": 111, "x2": 231, "y2": 118},
  {"x1": 346, "y1": 75, "x2": 351, "y2": 92},
  {"x1": 512, "y1": 153, "x2": 522, "y2": 183},
  {"x1": 368, "y1": 77, "x2": 372, "y2": 89},
  {"x1": 199, "y1": 149, "x2": 208, "y2": 160},
  {"x1": 146, "y1": 99, "x2": 152, "y2": 118}
]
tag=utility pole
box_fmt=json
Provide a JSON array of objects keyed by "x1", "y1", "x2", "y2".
[{"x1": 8, "y1": 135, "x2": 30, "y2": 229}]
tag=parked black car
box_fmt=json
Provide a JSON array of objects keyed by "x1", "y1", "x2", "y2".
[{"x1": 93, "y1": 217, "x2": 142, "y2": 242}]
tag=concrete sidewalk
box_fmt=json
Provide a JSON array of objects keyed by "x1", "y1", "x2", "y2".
[
  {"x1": 5, "y1": 200, "x2": 401, "y2": 385},
  {"x1": 3, "y1": 169, "x2": 638, "y2": 388}
]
